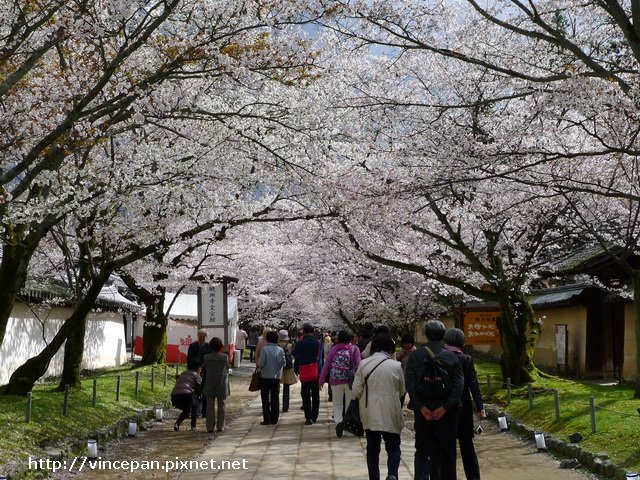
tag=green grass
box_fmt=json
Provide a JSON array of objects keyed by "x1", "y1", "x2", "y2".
[
  {"x1": 0, "y1": 364, "x2": 175, "y2": 475},
  {"x1": 474, "y1": 359, "x2": 640, "y2": 472}
]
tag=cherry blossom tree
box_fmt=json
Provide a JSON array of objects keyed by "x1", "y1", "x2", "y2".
[
  {"x1": 1, "y1": 0, "x2": 353, "y2": 394},
  {"x1": 0, "y1": 0, "x2": 332, "y2": 348},
  {"x1": 312, "y1": 0, "x2": 640, "y2": 389}
]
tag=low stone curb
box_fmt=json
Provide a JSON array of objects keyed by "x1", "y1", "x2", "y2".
[
  {"x1": 486, "y1": 405, "x2": 634, "y2": 480},
  {"x1": 7, "y1": 400, "x2": 171, "y2": 479}
]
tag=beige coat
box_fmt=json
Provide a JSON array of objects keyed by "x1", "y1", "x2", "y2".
[
  {"x1": 278, "y1": 340, "x2": 297, "y2": 385},
  {"x1": 352, "y1": 352, "x2": 405, "y2": 434}
]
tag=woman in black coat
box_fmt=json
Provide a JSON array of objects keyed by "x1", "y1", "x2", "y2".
[{"x1": 444, "y1": 328, "x2": 486, "y2": 480}]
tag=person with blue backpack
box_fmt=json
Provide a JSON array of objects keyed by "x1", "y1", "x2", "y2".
[
  {"x1": 405, "y1": 320, "x2": 464, "y2": 480},
  {"x1": 319, "y1": 329, "x2": 361, "y2": 437}
]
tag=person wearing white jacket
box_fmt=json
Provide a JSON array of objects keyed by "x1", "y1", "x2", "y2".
[{"x1": 352, "y1": 333, "x2": 406, "y2": 480}]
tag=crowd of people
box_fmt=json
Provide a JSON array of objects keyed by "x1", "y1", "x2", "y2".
[{"x1": 171, "y1": 320, "x2": 486, "y2": 480}]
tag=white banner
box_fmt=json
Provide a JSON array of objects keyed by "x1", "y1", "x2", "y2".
[{"x1": 199, "y1": 284, "x2": 225, "y2": 327}]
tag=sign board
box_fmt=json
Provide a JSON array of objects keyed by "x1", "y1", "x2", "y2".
[
  {"x1": 554, "y1": 324, "x2": 568, "y2": 366},
  {"x1": 199, "y1": 284, "x2": 225, "y2": 327},
  {"x1": 463, "y1": 310, "x2": 501, "y2": 345}
]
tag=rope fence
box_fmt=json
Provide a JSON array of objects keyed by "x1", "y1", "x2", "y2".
[
  {"x1": 24, "y1": 365, "x2": 175, "y2": 424},
  {"x1": 480, "y1": 375, "x2": 640, "y2": 434}
]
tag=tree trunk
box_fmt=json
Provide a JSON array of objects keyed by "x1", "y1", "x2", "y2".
[
  {"x1": 118, "y1": 273, "x2": 169, "y2": 365},
  {"x1": 0, "y1": 240, "x2": 38, "y2": 347},
  {"x1": 3, "y1": 275, "x2": 107, "y2": 396},
  {"x1": 57, "y1": 240, "x2": 95, "y2": 391},
  {"x1": 496, "y1": 290, "x2": 540, "y2": 386},
  {"x1": 632, "y1": 272, "x2": 640, "y2": 399},
  {"x1": 57, "y1": 312, "x2": 88, "y2": 390},
  {"x1": 141, "y1": 296, "x2": 168, "y2": 365}
]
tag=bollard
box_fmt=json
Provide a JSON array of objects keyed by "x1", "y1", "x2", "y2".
[
  {"x1": 116, "y1": 375, "x2": 121, "y2": 401},
  {"x1": 486, "y1": 374, "x2": 492, "y2": 396},
  {"x1": 507, "y1": 378, "x2": 512, "y2": 405},
  {"x1": 92, "y1": 379, "x2": 97, "y2": 407},
  {"x1": 528, "y1": 383, "x2": 533, "y2": 410},
  {"x1": 589, "y1": 396, "x2": 597, "y2": 433},
  {"x1": 151, "y1": 368, "x2": 155, "y2": 392},
  {"x1": 135, "y1": 371, "x2": 140, "y2": 399},
  {"x1": 553, "y1": 389, "x2": 560, "y2": 421},
  {"x1": 164, "y1": 365, "x2": 168, "y2": 386},
  {"x1": 26, "y1": 392, "x2": 32, "y2": 423}
]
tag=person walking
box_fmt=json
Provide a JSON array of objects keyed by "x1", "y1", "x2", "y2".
[
  {"x1": 255, "y1": 327, "x2": 271, "y2": 365},
  {"x1": 319, "y1": 328, "x2": 361, "y2": 437},
  {"x1": 258, "y1": 330, "x2": 286, "y2": 425},
  {"x1": 187, "y1": 329, "x2": 211, "y2": 418},
  {"x1": 444, "y1": 328, "x2": 486, "y2": 480},
  {"x1": 352, "y1": 334, "x2": 405, "y2": 480},
  {"x1": 278, "y1": 329, "x2": 297, "y2": 413},
  {"x1": 171, "y1": 361, "x2": 202, "y2": 431},
  {"x1": 405, "y1": 320, "x2": 464, "y2": 480},
  {"x1": 292, "y1": 322, "x2": 322, "y2": 425},
  {"x1": 357, "y1": 321, "x2": 375, "y2": 353},
  {"x1": 396, "y1": 334, "x2": 416, "y2": 407},
  {"x1": 235, "y1": 326, "x2": 248, "y2": 364},
  {"x1": 202, "y1": 337, "x2": 230, "y2": 434},
  {"x1": 248, "y1": 327, "x2": 259, "y2": 363}
]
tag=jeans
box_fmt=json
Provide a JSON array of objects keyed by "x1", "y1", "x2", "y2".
[
  {"x1": 301, "y1": 380, "x2": 320, "y2": 421},
  {"x1": 365, "y1": 430, "x2": 401, "y2": 480},
  {"x1": 260, "y1": 378, "x2": 280, "y2": 423}
]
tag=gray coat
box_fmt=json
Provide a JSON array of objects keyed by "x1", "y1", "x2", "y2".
[{"x1": 202, "y1": 351, "x2": 230, "y2": 398}]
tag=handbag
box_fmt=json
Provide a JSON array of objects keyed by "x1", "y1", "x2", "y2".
[
  {"x1": 298, "y1": 362, "x2": 319, "y2": 383},
  {"x1": 248, "y1": 368, "x2": 261, "y2": 392},
  {"x1": 342, "y1": 399, "x2": 364, "y2": 436}
]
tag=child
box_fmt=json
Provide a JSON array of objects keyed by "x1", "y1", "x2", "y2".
[{"x1": 171, "y1": 360, "x2": 202, "y2": 431}]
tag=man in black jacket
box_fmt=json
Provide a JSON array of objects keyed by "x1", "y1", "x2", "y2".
[
  {"x1": 187, "y1": 329, "x2": 212, "y2": 418},
  {"x1": 405, "y1": 320, "x2": 464, "y2": 480}
]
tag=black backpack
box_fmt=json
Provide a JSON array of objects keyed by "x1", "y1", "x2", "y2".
[
  {"x1": 282, "y1": 346, "x2": 294, "y2": 369},
  {"x1": 414, "y1": 346, "x2": 451, "y2": 402}
]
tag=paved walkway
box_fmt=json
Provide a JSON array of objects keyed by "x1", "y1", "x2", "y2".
[{"x1": 178, "y1": 382, "x2": 595, "y2": 480}]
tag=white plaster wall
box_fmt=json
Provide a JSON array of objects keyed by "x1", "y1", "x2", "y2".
[{"x1": 0, "y1": 302, "x2": 128, "y2": 385}]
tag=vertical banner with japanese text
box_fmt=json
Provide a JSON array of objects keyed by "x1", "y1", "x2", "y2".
[{"x1": 198, "y1": 284, "x2": 225, "y2": 327}]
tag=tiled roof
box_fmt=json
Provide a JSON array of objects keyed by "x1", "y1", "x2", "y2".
[{"x1": 18, "y1": 279, "x2": 141, "y2": 312}]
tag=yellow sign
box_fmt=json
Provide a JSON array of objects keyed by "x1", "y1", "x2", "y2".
[{"x1": 463, "y1": 310, "x2": 501, "y2": 345}]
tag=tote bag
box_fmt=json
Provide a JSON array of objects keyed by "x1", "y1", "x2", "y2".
[
  {"x1": 298, "y1": 362, "x2": 319, "y2": 383},
  {"x1": 248, "y1": 368, "x2": 261, "y2": 392},
  {"x1": 342, "y1": 399, "x2": 364, "y2": 436}
]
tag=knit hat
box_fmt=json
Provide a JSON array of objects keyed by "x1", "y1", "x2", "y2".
[{"x1": 278, "y1": 329, "x2": 290, "y2": 341}]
